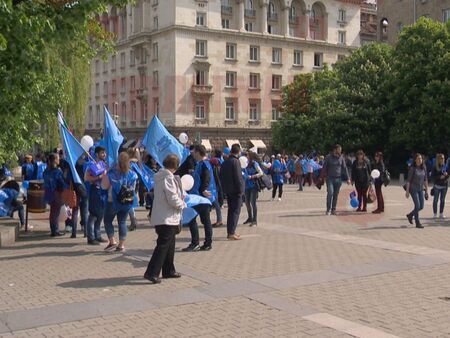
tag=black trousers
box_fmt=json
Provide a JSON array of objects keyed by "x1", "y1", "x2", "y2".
[
  {"x1": 188, "y1": 204, "x2": 213, "y2": 246},
  {"x1": 145, "y1": 225, "x2": 177, "y2": 278},
  {"x1": 226, "y1": 194, "x2": 242, "y2": 236},
  {"x1": 272, "y1": 184, "x2": 283, "y2": 198}
]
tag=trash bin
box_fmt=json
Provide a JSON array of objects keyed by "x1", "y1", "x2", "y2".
[{"x1": 27, "y1": 180, "x2": 46, "y2": 213}]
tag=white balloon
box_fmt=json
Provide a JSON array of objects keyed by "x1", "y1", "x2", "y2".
[
  {"x1": 178, "y1": 133, "x2": 189, "y2": 144},
  {"x1": 80, "y1": 135, "x2": 94, "y2": 152},
  {"x1": 371, "y1": 169, "x2": 381, "y2": 179},
  {"x1": 181, "y1": 174, "x2": 194, "y2": 191},
  {"x1": 239, "y1": 156, "x2": 249, "y2": 169},
  {"x1": 265, "y1": 162, "x2": 272, "y2": 169}
]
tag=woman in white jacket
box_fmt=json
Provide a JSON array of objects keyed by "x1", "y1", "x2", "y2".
[{"x1": 144, "y1": 154, "x2": 186, "y2": 284}]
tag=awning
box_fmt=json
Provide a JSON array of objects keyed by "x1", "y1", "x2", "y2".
[
  {"x1": 201, "y1": 139, "x2": 212, "y2": 151},
  {"x1": 122, "y1": 138, "x2": 137, "y2": 149},
  {"x1": 250, "y1": 139, "x2": 266, "y2": 149},
  {"x1": 226, "y1": 139, "x2": 240, "y2": 148}
]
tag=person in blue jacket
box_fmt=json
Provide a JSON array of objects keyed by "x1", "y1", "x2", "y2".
[
  {"x1": 101, "y1": 152, "x2": 138, "y2": 252},
  {"x1": 182, "y1": 144, "x2": 216, "y2": 252},
  {"x1": 243, "y1": 152, "x2": 263, "y2": 226},
  {"x1": 0, "y1": 188, "x2": 24, "y2": 227},
  {"x1": 22, "y1": 155, "x2": 34, "y2": 181},
  {"x1": 43, "y1": 153, "x2": 67, "y2": 237},
  {"x1": 271, "y1": 154, "x2": 286, "y2": 201},
  {"x1": 32, "y1": 153, "x2": 47, "y2": 180}
]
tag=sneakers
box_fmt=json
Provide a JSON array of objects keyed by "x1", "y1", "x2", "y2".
[
  {"x1": 277, "y1": 198, "x2": 282, "y2": 202},
  {"x1": 440, "y1": 214, "x2": 446, "y2": 219},
  {"x1": 227, "y1": 234, "x2": 241, "y2": 240},
  {"x1": 182, "y1": 244, "x2": 201, "y2": 252},
  {"x1": 104, "y1": 243, "x2": 117, "y2": 251},
  {"x1": 87, "y1": 239, "x2": 100, "y2": 245},
  {"x1": 212, "y1": 222, "x2": 223, "y2": 228},
  {"x1": 144, "y1": 272, "x2": 161, "y2": 284},
  {"x1": 433, "y1": 214, "x2": 438, "y2": 219},
  {"x1": 200, "y1": 244, "x2": 212, "y2": 251},
  {"x1": 249, "y1": 222, "x2": 257, "y2": 227},
  {"x1": 325, "y1": 211, "x2": 331, "y2": 216},
  {"x1": 243, "y1": 219, "x2": 251, "y2": 225},
  {"x1": 406, "y1": 213, "x2": 413, "y2": 225},
  {"x1": 331, "y1": 210, "x2": 337, "y2": 215},
  {"x1": 416, "y1": 223, "x2": 424, "y2": 229}
]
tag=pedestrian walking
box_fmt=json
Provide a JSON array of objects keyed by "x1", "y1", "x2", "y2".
[
  {"x1": 351, "y1": 150, "x2": 371, "y2": 212},
  {"x1": 271, "y1": 154, "x2": 286, "y2": 201},
  {"x1": 431, "y1": 153, "x2": 448, "y2": 219},
  {"x1": 372, "y1": 151, "x2": 385, "y2": 214},
  {"x1": 405, "y1": 153, "x2": 428, "y2": 228},
  {"x1": 144, "y1": 154, "x2": 186, "y2": 285},
  {"x1": 220, "y1": 144, "x2": 245, "y2": 241},
  {"x1": 210, "y1": 151, "x2": 224, "y2": 228},
  {"x1": 295, "y1": 155, "x2": 304, "y2": 191},
  {"x1": 243, "y1": 152, "x2": 263, "y2": 226},
  {"x1": 322, "y1": 144, "x2": 350, "y2": 215}
]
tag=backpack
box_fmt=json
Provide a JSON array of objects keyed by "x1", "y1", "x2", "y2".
[
  {"x1": 257, "y1": 174, "x2": 273, "y2": 191},
  {"x1": 117, "y1": 184, "x2": 135, "y2": 205}
]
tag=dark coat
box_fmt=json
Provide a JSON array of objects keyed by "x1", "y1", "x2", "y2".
[{"x1": 219, "y1": 154, "x2": 245, "y2": 197}]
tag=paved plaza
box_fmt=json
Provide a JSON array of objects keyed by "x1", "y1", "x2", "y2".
[{"x1": 1, "y1": 184, "x2": 450, "y2": 337}]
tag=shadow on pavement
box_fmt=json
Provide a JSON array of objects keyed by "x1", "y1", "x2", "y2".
[{"x1": 57, "y1": 276, "x2": 148, "y2": 288}]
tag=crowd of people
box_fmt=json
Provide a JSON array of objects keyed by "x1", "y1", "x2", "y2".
[{"x1": 1, "y1": 142, "x2": 449, "y2": 284}]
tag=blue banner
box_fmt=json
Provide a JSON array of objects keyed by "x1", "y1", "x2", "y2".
[
  {"x1": 130, "y1": 162, "x2": 155, "y2": 191},
  {"x1": 58, "y1": 123, "x2": 86, "y2": 184},
  {"x1": 102, "y1": 106, "x2": 124, "y2": 167}
]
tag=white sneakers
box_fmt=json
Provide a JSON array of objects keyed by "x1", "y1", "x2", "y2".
[{"x1": 434, "y1": 213, "x2": 446, "y2": 219}]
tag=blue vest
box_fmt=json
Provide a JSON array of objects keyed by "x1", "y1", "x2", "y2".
[
  {"x1": 272, "y1": 160, "x2": 285, "y2": 185},
  {"x1": 191, "y1": 160, "x2": 217, "y2": 203},
  {"x1": 245, "y1": 161, "x2": 260, "y2": 190},
  {"x1": 43, "y1": 168, "x2": 66, "y2": 203},
  {"x1": 108, "y1": 169, "x2": 138, "y2": 212},
  {"x1": 22, "y1": 163, "x2": 34, "y2": 181},
  {"x1": 34, "y1": 161, "x2": 47, "y2": 180}
]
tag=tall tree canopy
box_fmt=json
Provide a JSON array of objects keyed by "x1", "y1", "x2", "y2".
[{"x1": 0, "y1": 0, "x2": 127, "y2": 163}]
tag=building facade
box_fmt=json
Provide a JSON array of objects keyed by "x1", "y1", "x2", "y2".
[
  {"x1": 86, "y1": 0, "x2": 361, "y2": 151},
  {"x1": 378, "y1": 0, "x2": 450, "y2": 44},
  {"x1": 360, "y1": 0, "x2": 377, "y2": 45}
]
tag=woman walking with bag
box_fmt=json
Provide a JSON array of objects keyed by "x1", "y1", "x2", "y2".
[
  {"x1": 243, "y1": 152, "x2": 263, "y2": 226},
  {"x1": 351, "y1": 150, "x2": 371, "y2": 212},
  {"x1": 144, "y1": 154, "x2": 186, "y2": 284},
  {"x1": 372, "y1": 151, "x2": 385, "y2": 214},
  {"x1": 431, "y1": 153, "x2": 448, "y2": 219},
  {"x1": 406, "y1": 153, "x2": 428, "y2": 228}
]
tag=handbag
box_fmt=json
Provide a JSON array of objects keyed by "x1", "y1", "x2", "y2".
[
  {"x1": 382, "y1": 170, "x2": 391, "y2": 187},
  {"x1": 62, "y1": 182, "x2": 77, "y2": 208},
  {"x1": 367, "y1": 185, "x2": 376, "y2": 204},
  {"x1": 258, "y1": 174, "x2": 273, "y2": 191},
  {"x1": 430, "y1": 187, "x2": 435, "y2": 196}
]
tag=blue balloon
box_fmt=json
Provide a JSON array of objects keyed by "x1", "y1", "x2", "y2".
[
  {"x1": 223, "y1": 147, "x2": 231, "y2": 155},
  {"x1": 350, "y1": 198, "x2": 359, "y2": 209},
  {"x1": 22, "y1": 181, "x2": 29, "y2": 190}
]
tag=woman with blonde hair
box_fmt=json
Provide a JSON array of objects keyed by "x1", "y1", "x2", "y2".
[
  {"x1": 431, "y1": 153, "x2": 448, "y2": 219},
  {"x1": 102, "y1": 152, "x2": 138, "y2": 252}
]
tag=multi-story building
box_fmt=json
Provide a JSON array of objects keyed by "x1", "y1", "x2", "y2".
[
  {"x1": 360, "y1": 0, "x2": 377, "y2": 45},
  {"x1": 86, "y1": 0, "x2": 361, "y2": 151},
  {"x1": 378, "y1": 0, "x2": 450, "y2": 44}
]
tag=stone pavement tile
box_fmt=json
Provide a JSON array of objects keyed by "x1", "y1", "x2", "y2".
[
  {"x1": 274, "y1": 263, "x2": 450, "y2": 337},
  {"x1": 4, "y1": 297, "x2": 351, "y2": 338}
]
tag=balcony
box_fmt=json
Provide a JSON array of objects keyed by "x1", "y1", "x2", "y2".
[
  {"x1": 221, "y1": 5, "x2": 232, "y2": 15},
  {"x1": 136, "y1": 88, "x2": 148, "y2": 99},
  {"x1": 267, "y1": 12, "x2": 278, "y2": 21},
  {"x1": 245, "y1": 9, "x2": 256, "y2": 18},
  {"x1": 192, "y1": 84, "x2": 213, "y2": 96}
]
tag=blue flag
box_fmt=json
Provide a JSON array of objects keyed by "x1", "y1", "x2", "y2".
[
  {"x1": 182, "y1": 207, "x2": 198, "y2": 225},
  {"x1": 58, "y1": 122, "x2": 85, "y2": 184},
  {"x1": 184, "y1": 194, "x2": 211, "y2": 207},
  {"x1": 130, "y1": 162, "x2": 155, "y2": 191},
  {"x1": 103, "y1": 106, "x2": 124, "y2": 167},
  {"x1": 142, "y1": 116, "x2": 187, "y2": 168}
]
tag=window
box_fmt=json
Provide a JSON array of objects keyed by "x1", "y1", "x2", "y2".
[
  {"x1": 140, "y1": 48, "x2": 147, "y2": 64},
  {"x1": 88, "y1": 106, "x2": 93, "y2": 126},
  {"x1": 120, "y1": 52, "x2": 125, "y2": 68},
  {"x1": 121, "y1": 102, "x2": 127, "y2": 123},
  {"x1": 337, "y1": 54, "x2": 346, "y2": 62},
  {"x1": 153, "y1": 71, "x2": 159, "y2": 86},
  {"x1": 130, "y1": 76, "x2": 136, "y2": 91},
  {"x1": 249, "y1": 101, "x2": 259, "y2": 121},
  {"x1": 268, "y1": 2, "x2": 275, "y2": 16},
  {"x1": 103, "y1": 60, "x2": 108, "y2": 73},
  {"x1": 246, "y1": 0, "x2": 253, "y2": 10},
  {"x1": 271, "y1": 102, "x2": 281, "y2": 121},
  {"x1": 95, "y1": 60, "x2": 100, "y2": 74},
  {"x1": 444, "y1": 9, "x2": 450, "y2": 22},
  {"x1": 131, "y1": 101, "x2": 136, "y2": 122},
  {"x1": 196, "y1": 12, "x2": 206, "y2": 26},
  {"x1": 314, "y1": 52, "x2": 323, "y2": 68},
  {"x1": 152, "y1": 0, "x2": 158, "y2": 5},
  {"x1": 196, "y1": 40, "x2": 207, "y2": 57},
  {"x1": 222, "y1": 19, "x2": 230, "y2": 29},
  {"x1": 130, "y1": 49, "x2": 135, "y2": 66},
  {"x1": 152, "y1": 43, "x2": 158, "y2": 61},
  {"x1": 103, "y1": 81, "x2": 108, "y2": 96},
  {"x1": 112, "y1": 80, "x2": 116, "y2": 94},
  {"x1": 338, "y1": 31, "x2": 346, "y2": 45},
  {"x1": 154, "y1": 98, "x2": 160, "y2": 116},
  {"x1": 249, "y1": 73, "x2": 260, "y2": 89},
  {"x1": 338, "y1": 9, "x2": 346, "y2": 22},
  {"x1": 111, "y1": 55, "x2": 116, "y2": 71},
  {"x1": 153, "y1": 16, "x2": 158, "y2": 30},
  {"x1": 95, "y1": 83, "x2": 100, "y2": 97},
  {"x1": 195, "y1": 70, "x2": 206, "y2": 86},
  {"x1": 140, "y1": 73, "x2": 146, "y2": 89},
  {"x1": 120, "y1": 14, "x2": 127, "y2": 39},
  {"x1": 272, "y1": 48, "x2": 282, "y2": 64},
  {"x1": 195, "y1": 100, "x2": 205, "y2": 119},
  {"x1": 95, "y1": 105, "x2": 101, "y2": 126},
  {"x1": 290, "y1": 5, "x2": 296, "y2": 18},
  {"x1": 120, "y1": 77, "x2": 126, "y2": 93},
  {"x1": 272, "y1": 75, "x2": 282, "y2": 90},
  {"x1": 397, "y1": 22, "x2": 403, "y2": 33},
  {"x1": 226, "y1": 71, "x2": 236, "y2": 88},
  {"x1": 249, "y1": 45, "x2": 259, "y2": 62},
  {"x1": 268, "y1": 25, "x2": 276, "y2": 35},
  {"x1": 293, "y1": 50, "x2": 303, "y2": 66},
  {"x1": 245, "y1": 22, "x2": 253, "y2": 32},
  {"x1": 225, "y1": 100, "x2": 235, "y2": 120},
  {"x1": 226, "y1": 43, "x2": 236, "y2": 59},
  {"x1": 142, "y1": 103, "x2": 148, "y2": 124}
]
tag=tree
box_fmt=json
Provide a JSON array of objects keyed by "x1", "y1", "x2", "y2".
[
  {"x1": 389, "y1": 18, "x2": 450, "y2": 154},
  {"x1": 0, "y1": 0, "x2": 127, "y2": 163}
]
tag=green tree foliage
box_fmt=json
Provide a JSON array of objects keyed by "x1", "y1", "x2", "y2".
[
  {"x1": 0, "y1": 0, "x2": 127, "y2": 163},
  {"x1": 274, "y1": 18, "x2": 450, "y2": 158}
]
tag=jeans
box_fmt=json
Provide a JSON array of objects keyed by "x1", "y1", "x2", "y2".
[
  {"x1": 10, "y1": 200, "x2": 24, "y2": 226},
  {"x1": 86, "y1": 210, "x2": 104, "y2": 241},
  {"x1": 355, "y1": 185, "x2": 368, "y2": 211},
  {"x1": 79, "y1": 195, "x2": 88, "y2": 233},
  {"x1": 70, "y1": 205, "x2": 79, "y2": 236},
  {"x1": 326, "y1": 178, "x2": 342, "y2": 212},
  {"x1": 104, "y1": 202, "x2": 129, "y2": 241},
  {"x1": 227, "y1": 194, "x2": 242, "y2": 236},
  {"x1": 212, "y1": 199, "x2": 222, "y2": 223},
  {"x1": 298, "y1": 175, "x2": 304, "y2": 191},
  {"x1": 129, "y1": 208, "x2": 137, "y2": 226},
  {"x1": 374, "y1": 182, "x2": 384, "y2": 211},
  {"x1": 145, "y1": 225, "x2": 177, "y2": 278},
  {"x1": 433, "y1": 186, "x2": 447, "y2": 215},
  {"x1": 245, "y1": 188, "x2": 258, "y2": 222},
  {"x1": 187, "y1": 204, "x2": 212, "y2": 246},
  {"x1": 272, "y1": 184, "x2": 283, "y2": 199},
  {"x1": 409, "y1": 189, "x2": 424, "y2": 225},
  {"x1": 49, "y1": 193, "x2": 63, "y2": 235}
]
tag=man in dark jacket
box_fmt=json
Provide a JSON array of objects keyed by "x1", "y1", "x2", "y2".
[{"x1": 220, "y1": 144, "x2": 245, "y2": 240}]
